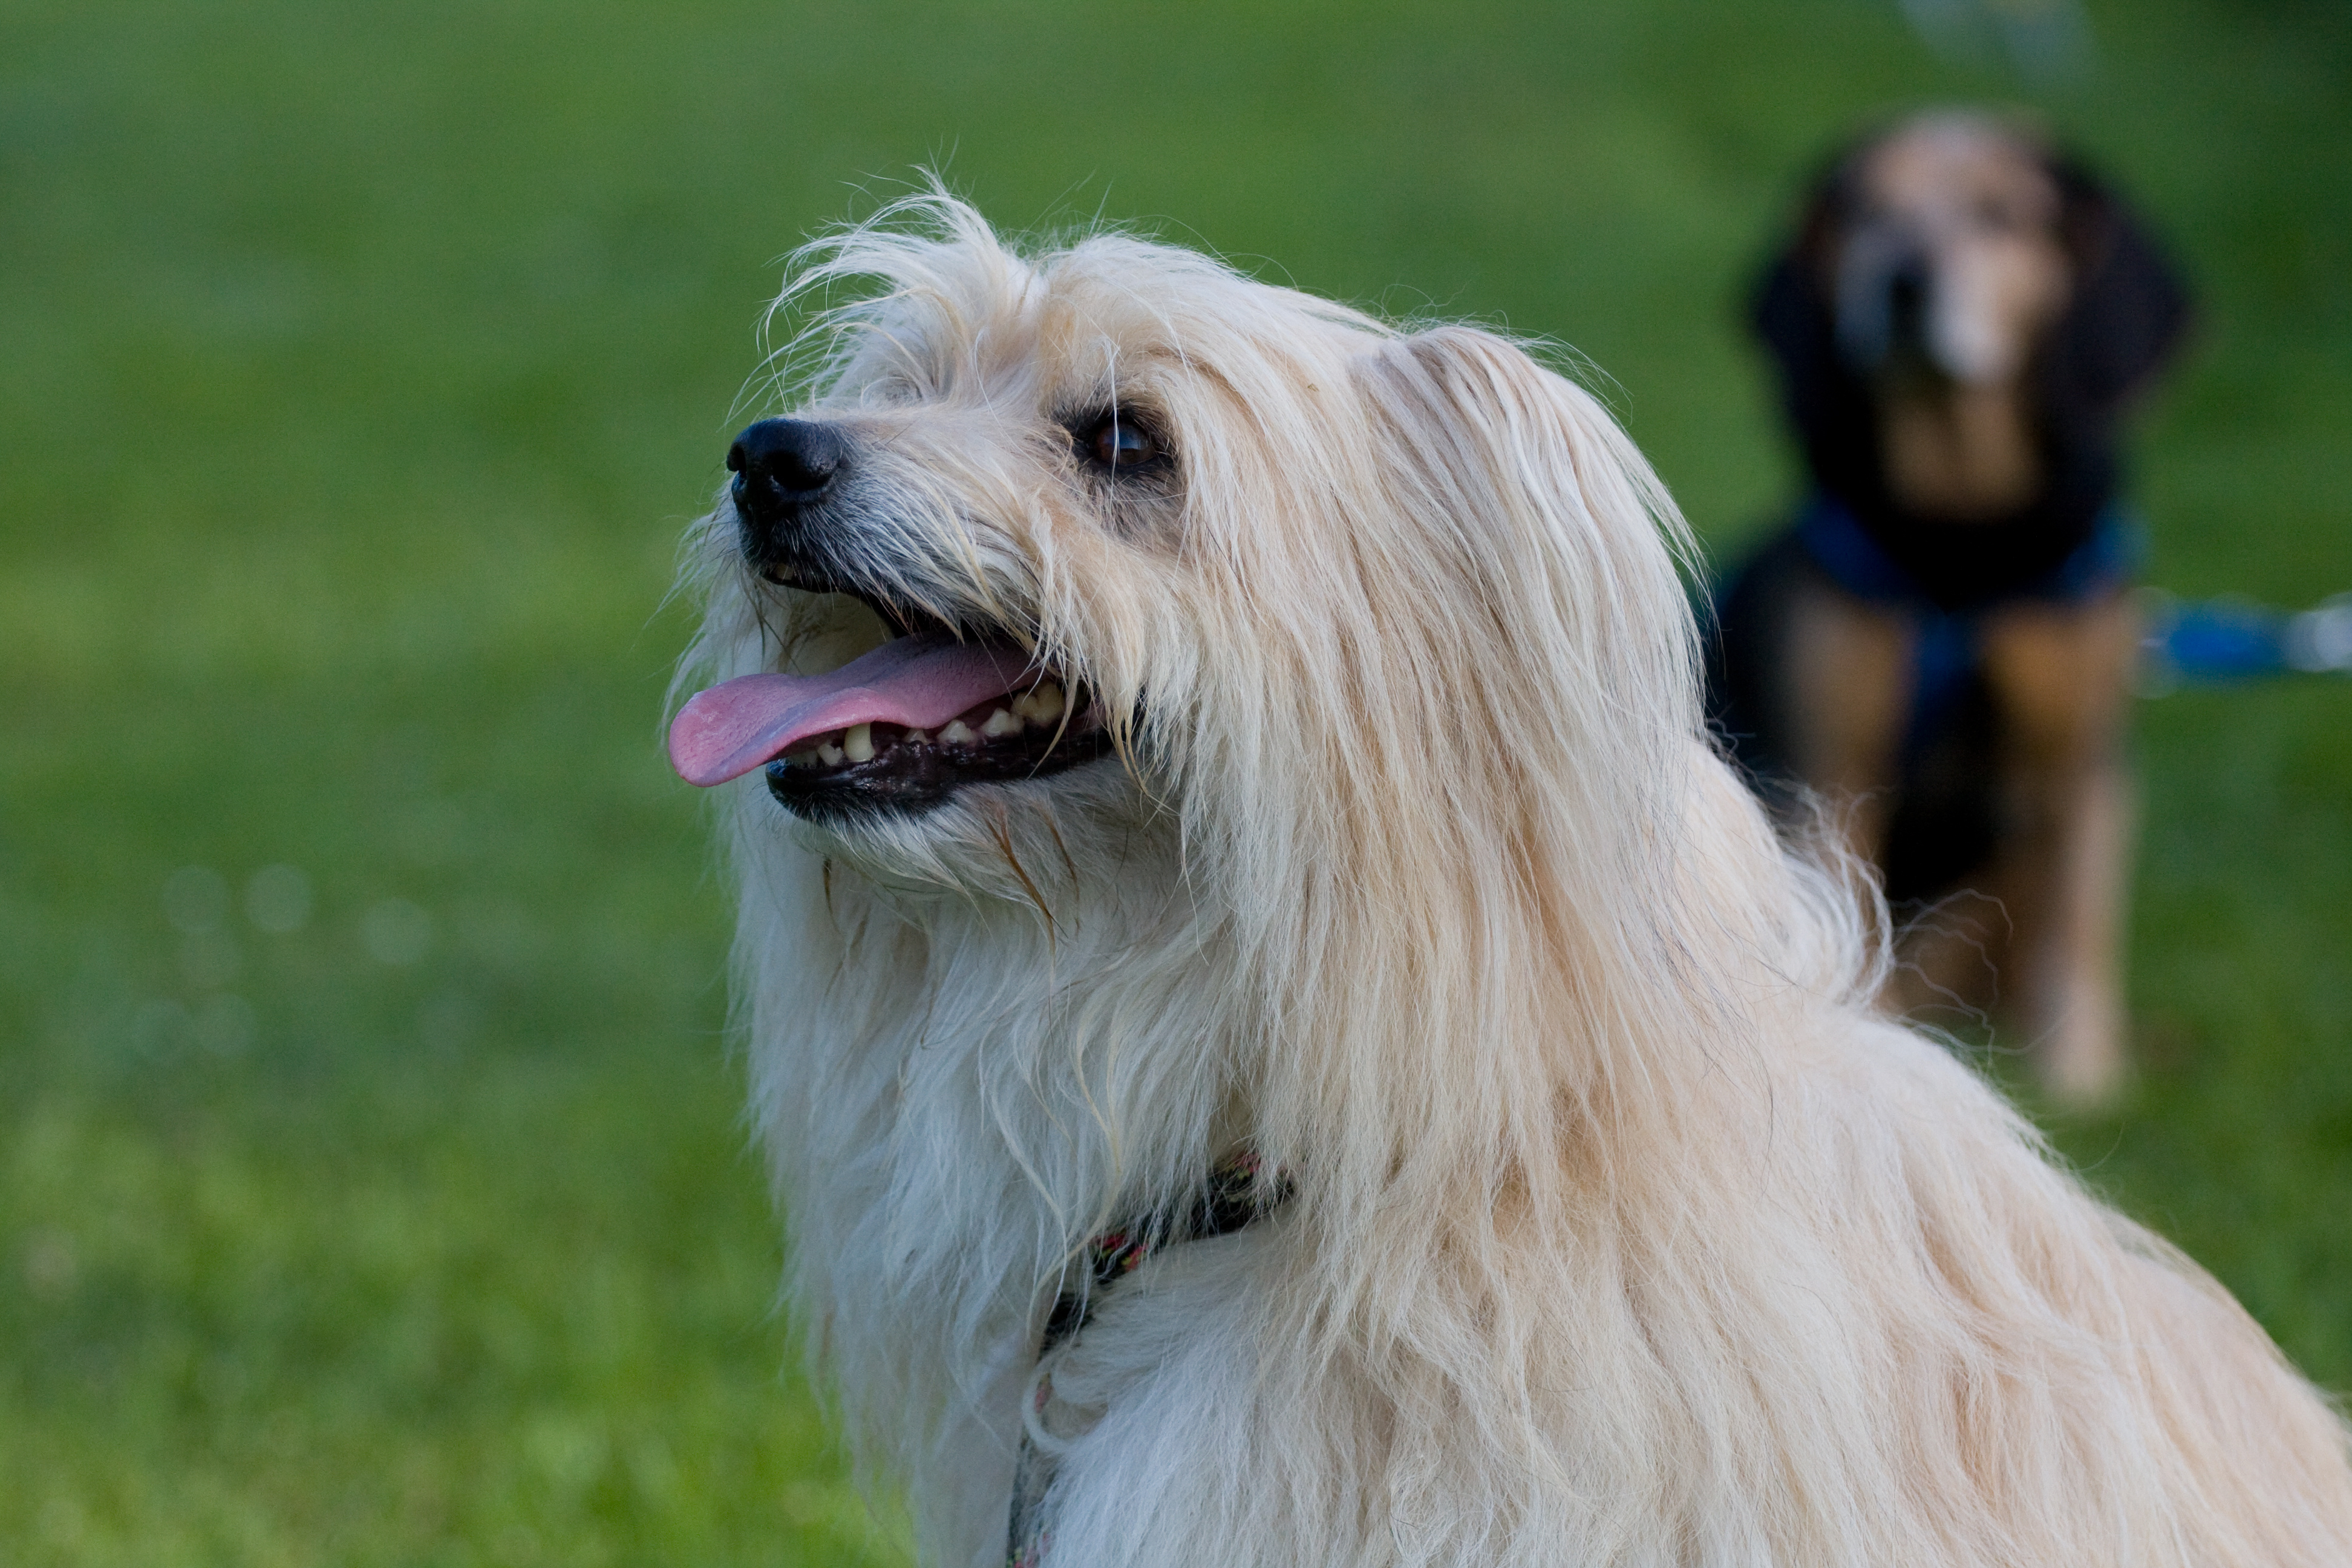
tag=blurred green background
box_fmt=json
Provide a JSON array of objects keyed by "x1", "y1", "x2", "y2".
[{"x1": 2, "y1": 0, "x2": 2346, "y2": 1562}]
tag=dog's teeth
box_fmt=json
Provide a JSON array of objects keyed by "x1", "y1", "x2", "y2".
[
  {"x1": 903, "y1": 728, "x2": 929, "y2": 743},
  {"x1": 842, "y1": 724, "x2": 875, "y2": 763},
  {"x1": 1011, "y1": 682, "x2": 1065, "y2": 726},
  {"x1": 981, "y1": 707, "x2": 1022, "y2": 739},
  {"x1": 817, "y1": 741, "x2": 846, "y2": 767},
  {"x1": 785, "y1": 747, "x2": 820, "y2": 768},
  {"x1": 939, "y1": 719, "x2": 977, "y2": 746}
]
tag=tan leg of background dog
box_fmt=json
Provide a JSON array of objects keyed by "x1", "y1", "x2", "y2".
[
  {"x1": 1779, "y1": 573, "x2": 1912, "y2": 864},
  {"x1": 1775, "y1": 575, "x2": 2004, "y2": 1024},
  {"x1": 1976, "y1": 592, "x2": 2141, "y2": 1103},
  {"x1": 1774, "y1": 573, "x2": 2142, "y2": 1101},
  {"x1": 1886, "y1": 887, "x2": 2010, "y2": 1031}
]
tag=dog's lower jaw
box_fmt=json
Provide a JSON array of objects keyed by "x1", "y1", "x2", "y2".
[
  {"x1": 764, "y1": 748, "x2": 1158, "y2": 907},
  {"x1": 762, "y1": 734, "x2": 1120, "y2": 822}
]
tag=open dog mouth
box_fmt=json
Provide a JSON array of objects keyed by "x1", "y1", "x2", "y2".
[{"x1": 667, "y1": 618, "x2": 1113, "y2": 817}]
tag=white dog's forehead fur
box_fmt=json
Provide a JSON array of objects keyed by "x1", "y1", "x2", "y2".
[
  {"x1": 811, "y1": 230, "x2": 1391, "y2": 476},
  {"x1": 763, "y1": 232, "x2": 1425, "y2": 702}
]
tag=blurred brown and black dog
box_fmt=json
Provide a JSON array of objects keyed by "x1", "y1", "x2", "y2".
[{"x1": 1709, "y1": 111, "x2": 2190, "y2": 1103}]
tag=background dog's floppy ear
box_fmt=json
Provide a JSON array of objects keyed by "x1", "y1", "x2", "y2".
[
  {"x1": 2045, "y1": 155, "x2": 2194, "y2": 413},
  {"x1": 1746, "y1": 143, "x2": 1864, "y2": 462}
]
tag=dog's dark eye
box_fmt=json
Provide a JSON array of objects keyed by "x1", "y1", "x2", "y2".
[{"x1": 1077, "y1": 413, "x2": 1165, "y2": 474}]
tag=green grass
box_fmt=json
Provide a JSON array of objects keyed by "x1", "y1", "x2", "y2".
[{"x1": 2, "y1": 0, "x2": 2347, "y2": 1560}]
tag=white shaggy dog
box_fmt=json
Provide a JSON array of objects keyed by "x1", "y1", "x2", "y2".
[{"x1": 668, "y1": 197, "x2": 2352, "y2": 1567}]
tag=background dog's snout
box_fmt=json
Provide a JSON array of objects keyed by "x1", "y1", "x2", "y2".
[
  {"x1": 1834, "y1": 238, "x2": 1936, "y2": 373},
  {"x1": 1884, "y1": 256, "x2": 1932, "y2": 353},
  {"x1": 728, "y1": 418, "x2": 848, "y2": 538}
]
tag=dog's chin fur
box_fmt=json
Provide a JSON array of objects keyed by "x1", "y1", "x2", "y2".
[{"x1": 676, "y1": 196, "x2": 2352, "y2": 1566}]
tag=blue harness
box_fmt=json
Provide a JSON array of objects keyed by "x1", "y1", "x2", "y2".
[{"x1": 1791, "y1": 493, "x2": 2140, "y2": 761}]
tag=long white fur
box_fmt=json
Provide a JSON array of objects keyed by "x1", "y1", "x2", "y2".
[{"x1": 678, "y1": 195, "x2": 2352, "y2": 1567}]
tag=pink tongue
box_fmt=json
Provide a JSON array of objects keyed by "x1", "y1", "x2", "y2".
[{"x1": 667, "y1": 636, "x2": 1041, "y2": 787}]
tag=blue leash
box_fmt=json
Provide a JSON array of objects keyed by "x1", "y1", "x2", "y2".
[{"x1": 2140, "y1": 591, "x2": 2352, "y2": 690}]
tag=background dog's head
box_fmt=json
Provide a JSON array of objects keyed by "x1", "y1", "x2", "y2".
[
  {"x1": 1826, "y1": 112, "x2": 2072, "y2": 392},
  {"x1": 675, "y1": 197, "x2": 1705, "y2": 927},
  {"x1": 1751, "y1": 110, "x2": 2190, "y2": 522}
]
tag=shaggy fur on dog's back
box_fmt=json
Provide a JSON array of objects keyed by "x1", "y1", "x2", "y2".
[{"x1": 675, "y1": 197, "x2": 2352, "y2": 1566}]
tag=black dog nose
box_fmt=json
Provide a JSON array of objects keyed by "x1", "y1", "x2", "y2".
[
  {"x1": 728, "y1": 418, "x2": 848, "y2": 529},
  {"x1": 1885, "y1": 258, "x2": 1932, "y2": 344}
]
